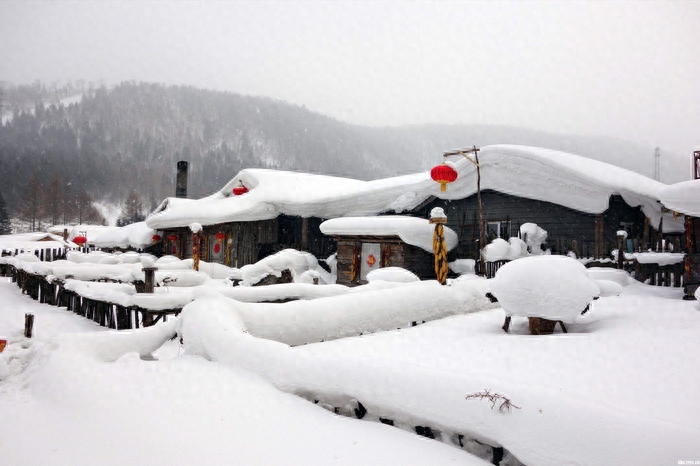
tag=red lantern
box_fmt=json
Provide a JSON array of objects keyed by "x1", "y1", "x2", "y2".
[
  {"x1": 152, "y1": 234, "x2": 162, "y2": 242},
  {"x1": 167, "y1": 234, "x2": 178, "y2": 242},
  {"x1": 232, "y1": 185, "x2": 248, "y2": 196},
  {"x1": 215, "y1": 232, "x2": 226, "y2": 242},
  {"x1": 430, "y1": 163, "x2": 458, "y2": 192},
  {"x1": 73, "y1": 236, "x2": 87, "y2": 245}
]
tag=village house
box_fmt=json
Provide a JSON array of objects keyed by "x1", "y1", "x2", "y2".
[{"x1": 144, "y1": 145, "x2": 685, "y2": 286}]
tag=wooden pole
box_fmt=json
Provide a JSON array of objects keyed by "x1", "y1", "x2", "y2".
[
  {"x1": 142, "y1": 267, "x2": 157, "y2": 293},
  {"x1": 474, "y1": 147, "x2": 486, "y2": 276},
  {"x1": 301, "y1": 217, "x2": 309, "y2": 252},
  {"x1": 24, "y1": 313, "x2": 34, "y2": 338},
  {"x1": 617, "y1": 234, "x2": 625, "y2": 269}
]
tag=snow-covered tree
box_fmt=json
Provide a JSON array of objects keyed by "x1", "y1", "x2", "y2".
[{"x1": 0, "y1": 190, "x2": 11, "y2": 235}]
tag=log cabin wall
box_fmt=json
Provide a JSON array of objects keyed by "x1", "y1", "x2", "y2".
[
  {"x1": 159, "y1": 216, "x2": 335, "y2": 268},
  {"x1": 334, "y1": 236, "x2": 437, "y2": 286},
  {"x1": 412, "y1": 191, "x2": 648, "y2": 259}
]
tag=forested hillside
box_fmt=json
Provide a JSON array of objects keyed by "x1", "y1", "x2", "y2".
[{"x1": 0, "y1": 81, "x2": 684, "y2": 223}]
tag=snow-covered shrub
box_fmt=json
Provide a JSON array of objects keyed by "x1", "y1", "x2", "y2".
[
  {"x1": 519, "y1": 223, "x2": 547, "y2": 254},
  {"x1": 366, "y1": 267, "x2": 419, "y2": 283},
  {"x1": 481, "y1": 237, "x2": 529, "y2": 262},
  {"x1": 490, "y1": 255, "x2": 600, "y2": 325},
  {"x1": 235, "y1": 249, "x2": 327, "y2": 286}
]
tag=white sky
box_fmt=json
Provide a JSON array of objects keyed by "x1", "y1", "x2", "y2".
[{"x1": 1, "y1": 0, "x2": 699, "y2": 160}]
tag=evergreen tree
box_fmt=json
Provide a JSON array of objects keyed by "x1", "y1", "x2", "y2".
[
  {"x1": 0, "y1": 190, "x2": 11, "y2": 235},
  {"x1": 117, "y1": 190, "x2": 145, "y2": 226}
]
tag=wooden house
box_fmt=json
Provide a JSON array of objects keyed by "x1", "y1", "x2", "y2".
[
  {"x1": 320, "y1": 216, "x2": 458, "y2": 285},
  {"x1": 146, "y1": 146, "x2": 684, "y2": 282},
  {"x1": 146, "y1": 168, "x2": 420, "y2": 268},
  {"x1": 660, "y1": 179, "x2": 700, "y2": 299},
  {"x1": 412, "y1": 191, "x2": 650, "y2": 260}
]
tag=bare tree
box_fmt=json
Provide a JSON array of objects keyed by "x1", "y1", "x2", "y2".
[
  {"x1": 18, "y1": 173, "x2": 45, "y2": 231},
  {"x1": 44, "y1": 171, "x2": 63, "y2": 225},
  {"x1": 75, "y1": 188, "x2": 92, "y2": 224}
]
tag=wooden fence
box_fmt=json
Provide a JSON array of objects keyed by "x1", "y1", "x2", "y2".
[
  {"x1": 2, "y1": 264, "x2": 181, "y2": 330},
  {"x1": 481, "y1": 258, "x2": 685, "y2": 287}
]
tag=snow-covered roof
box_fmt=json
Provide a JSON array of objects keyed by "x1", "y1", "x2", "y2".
[
  {"x1": 147, "y1": 169, "x2": 427, "y2": 229},
  {"x1": 92, "y1": 222, "x2": 157, "y2": 250},
  {"x1": 146, "y1": 145, "x2": 683, "y2": 233},
  {"x1": 320, "y1": 216, "x2": 459, "y2": 253},
  {"x1": 659, "y1": 179, "x2": 700, "y2": 217},
  {"x1": 0, "y1": 232, "x2": 75, "y2": 252}
]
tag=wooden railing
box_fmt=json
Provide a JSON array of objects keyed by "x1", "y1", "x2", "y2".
[{"x1": 2, "y1": 264, "x2": 180, "y2": 330}]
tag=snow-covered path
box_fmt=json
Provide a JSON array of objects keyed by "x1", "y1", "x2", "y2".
[{"x1": 0, "y1": 278, "x2": 486, "y2": 466}]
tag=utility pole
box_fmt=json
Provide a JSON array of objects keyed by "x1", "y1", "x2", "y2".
[
  {"x1": 653, "y1": 147, "x2": 661, "y2": 181},
  {"x1": 444, "y1": 146, "x2": 485, "y2": 275}
]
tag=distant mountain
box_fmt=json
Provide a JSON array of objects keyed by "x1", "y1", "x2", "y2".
[{"x1": 0, "y1": 81, "x2": 689, "y2": 214}]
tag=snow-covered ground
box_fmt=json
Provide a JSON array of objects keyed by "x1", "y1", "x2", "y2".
[{"x1": 1, "y1": 270, "x2": 698, "y2": 465}]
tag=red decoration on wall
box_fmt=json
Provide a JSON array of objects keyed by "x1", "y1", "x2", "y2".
[
  {"x1": 152, "y1": 234, "x2": 162, "y2": 242},
  {"x1": 232, "y1": 185, "x2": 248, "y2": 196},
  {"x1": 366, "y1": 254, "x2": 376, "y2": 267},
  {"x1": 73, "y1": 236, "x2": 87, "y2": 245},
  {"x1": 430, "y1": 163, "x2": 458, "y2": 192},
  {"x1": 167, "y1": 234, "x2": 178, "y2": 242},
  {"x1": 215, "y1": 232, "x2": 226, "y2": 241},
  {"x1": 171, "y1": 245, "x2": 177, "y2": 255},
  {"x1": 213, "y1": 243, "x2": 221, "y2": 254}
]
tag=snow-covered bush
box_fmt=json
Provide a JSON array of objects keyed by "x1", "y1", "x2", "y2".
[
  {"x1": 519, "y1": 223, "x2": 547, "y2": 254},
  {"x1": 233, "y1": 249, "x2": 330, "y2": 286},
  {"x1": 490, "y1": 255, "x2": 600, "y2": 327},
  {"x1": 481, "y1": 237, "x2": 529, "y2": 262}
]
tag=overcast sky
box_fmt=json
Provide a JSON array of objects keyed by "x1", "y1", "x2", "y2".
[{"x1": 2, "y1": 0, "x2": 699, "y2": 162}]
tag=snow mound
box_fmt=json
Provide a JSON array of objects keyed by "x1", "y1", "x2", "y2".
[
  {"x1": 490, "y1": 256, "x2": 600, "y2": 324},
  {"x1": 366, "y1": 267, "x2": 419, "y2": 283},
  {"x1": 92, "y1": 222, "x2": 156, "y2": 250},
  {"x1": 520, "y1": 223, "x2": 547, "y2": 253},
  {"x1": 449, "y1": 259, "x2": 475, "y2": 275},
  {"x1": 481, "y1": 237, "x2": 529, "y2": 262},
  {"x1": 592, "y1": 279, "x2": 623, "y2": 297},
  {"x1": 14, "y1": 253, "x2": 41, "y2": 263},
  {"x1": 586, "y1": 268, "x2": 634, "y2": 286},
  {"x1": 237, "y1": 249, "x2": 327, "y2": 286}
]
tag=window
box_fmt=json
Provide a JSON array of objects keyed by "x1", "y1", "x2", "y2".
[{"x1": 486, "y1": 221, "x2": 511, "y2": 240}]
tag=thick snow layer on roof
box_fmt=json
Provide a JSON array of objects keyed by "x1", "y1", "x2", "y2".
[
  {"x1": 320, "y1": 216, "x2": 458, "y2": 253},
  {"x1": 146, "y1": 145, "x2": 682, "y2": 233},
  {"x1": 660, "y1": 179, "x2": 700, "y2": 217},
  {"x1": 0, "y1": 232, "x2": 75, "y2": 253},
  {"x1": 92, "y1": 222, "x2": 156, "y2": 250},
  {"x1": 70, "y1": 225, "x2": 112, "y2": 241},
  {"x1": 147, "y1": 169, "x2": 429, "y2": 229}
]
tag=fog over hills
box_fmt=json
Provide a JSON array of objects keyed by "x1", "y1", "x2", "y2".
[{"x1": 0, "y1": 81, "x2": 690, "y2": 214}]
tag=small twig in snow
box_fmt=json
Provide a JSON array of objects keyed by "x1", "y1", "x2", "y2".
[{"x1": 465, "y1": 389, "x2": 521, "y2": 413}]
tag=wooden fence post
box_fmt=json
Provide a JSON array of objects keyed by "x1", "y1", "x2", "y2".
[{"x1": 24, "y1": 314, "x2": 34, "y2": 338}]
